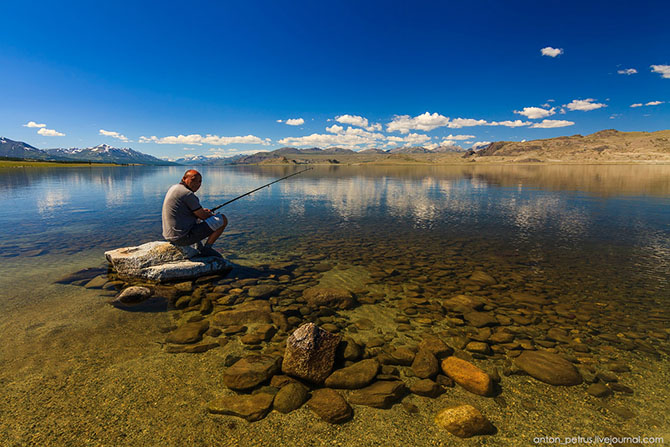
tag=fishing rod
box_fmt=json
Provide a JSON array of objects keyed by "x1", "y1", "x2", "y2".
[{"x1": 210, "y1": 167, "x2": 313, "y2": 212}]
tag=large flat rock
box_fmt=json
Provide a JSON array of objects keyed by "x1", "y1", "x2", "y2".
[
  {"x1": 208, "y1": 393, "x2": 274, "y2": 422},
  {"x1": 105, "y1": 241, "x2": 230, "y2": 282},
  {"x1": 514, "y1": 350, "x2": 583, "y2": 386}
]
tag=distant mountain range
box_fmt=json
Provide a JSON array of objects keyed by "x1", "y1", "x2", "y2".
[
  {"x1": 46, "y1": 144, "x2": 175, "y2": 165},
  {"x1": 10, "y1": 130, "x2": 666, "y2": 166},
  {"x1": 0, "y1": 138, "x2": 174, "y2": 165},
  {"x1": 0, "y1": 137, "x2": 52, "y2": 160},
  {"x1": 1, "y1": 136, "x2": 469, "y2": 166},
  {"x1": 174, "y1": 144, "x2": 466, "y2": 165}
]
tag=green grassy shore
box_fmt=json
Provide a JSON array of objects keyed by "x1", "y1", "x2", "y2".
[{"x1": 0, "y1": 158, "x2": 125, "y2": 168}]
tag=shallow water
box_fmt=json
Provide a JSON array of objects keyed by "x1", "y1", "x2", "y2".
[{"x1": 0, "y1": 165, "x2": 669, "y2": 446}]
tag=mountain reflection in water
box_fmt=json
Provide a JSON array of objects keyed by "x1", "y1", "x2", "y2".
[{"x1": 0, "y1": 164, "x2": 668, "y2": 293}]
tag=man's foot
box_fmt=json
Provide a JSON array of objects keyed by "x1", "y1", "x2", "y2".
[{"x1": 199, "y1": 246, "x2": 223, "y2": 258}]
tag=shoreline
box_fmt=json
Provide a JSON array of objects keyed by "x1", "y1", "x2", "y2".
[{"x1": 0, "y1": 160, "x2": 128, "y2": 168}]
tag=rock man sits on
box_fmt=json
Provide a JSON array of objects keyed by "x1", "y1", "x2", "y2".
[{"x1": 162, "y1": 169, "x2": 227, "y2": 257}]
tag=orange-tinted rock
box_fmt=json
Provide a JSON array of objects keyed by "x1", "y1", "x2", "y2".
[
  {"x1": 435, "y1": 404, "x2": 495, "y2": 438},
  {"x1": 440, "y1": 357, "x2": 494, "y2": 396}
]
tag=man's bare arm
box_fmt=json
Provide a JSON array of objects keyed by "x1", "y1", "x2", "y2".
[{"x1": 193, "y1": 208, "x2": 213, "y2": 220}]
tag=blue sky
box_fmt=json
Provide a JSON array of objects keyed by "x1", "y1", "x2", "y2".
[{"x1": 1, "y1": 0, "x2": 668, "y2": 159}]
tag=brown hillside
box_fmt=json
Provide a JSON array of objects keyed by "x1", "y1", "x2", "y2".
[{"x1": 471, "y1": 129, "x2": 670, "y2": 163}]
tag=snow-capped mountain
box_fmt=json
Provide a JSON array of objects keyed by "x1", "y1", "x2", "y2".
[
  {"x1": 44, "y1": 144, "x2": 173, "y2": 165},
  {"x1": 0, "y1": 137, "x2": 55, "y2": 160},
  {"x1": 0, "y1": 138, "x2": 175, "y2": 165}
]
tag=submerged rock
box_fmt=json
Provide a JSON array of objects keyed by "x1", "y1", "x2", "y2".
[
  {"x1": 165, "y1": 320, "x2": 209, "y2": 344},
  {"x1": 105, "y1": 241, "x2": 230, "y2": 282},
  {"x1": 468, "y1": 271, "x2": 497, "y2": 286},
  {"x1": 411, "y1": 349, "x2": 439, "y2": 379},
  {"x1": 463, "y1": 311, "x2": 498, "y2": 328},
  {"x1": 348, "y1": 380, "x2": 407, "y2": 408},
  {"x1": 273, "y1": 382, "x2": 309, "y2": 413},
  {"x1": 435, "y1": 404, "x2": 495, "y2": 438},
  {"x1": 208, "y1": 393, "x2": 274, "y2": 422},
  {"x1": 302, "y1": 287, "x2": 357, "y2": 309},
  {"x1": 442, "y1": 295, "x2": 485, "y2": 311},
  {"x1": 410, "y1": 379, "x2": 443, "y2": 397},
  {"x1": 418, "y1": 336, "x2": 454, "y2": 358},
  {"x1": 509, "y1": 291, "x2": 549, "y2": 305},
  {"x1": 223, "y1": 355, "x2": 281, "y2": 391},
  {"x1": 440, "y1": 357, "x2": 494, "y2": 396},
  {"x1": 282, "y1": 323, "x2": 341, "y2": 384},
  {"x1": 213, "y1": 300, "x2": 273, "y2": 326},
  {"x1": 109, "y1": 286, "x2": 152, "y2": 307},
  {"x1": 324, "y1": 359, "x2": 379, "y2": 389},
  {"x1": 84, "y1": 275, "x2": 108, "y2": 289},
  {"x1": 248, "y1": 284, "x2": 280, "y2": 299},
  {"x1": 514, "y1": 350, "x2": 582, "y2": 386},
  {"x1": 307, "y1": 388, "x2": 352, "y2": 424}
]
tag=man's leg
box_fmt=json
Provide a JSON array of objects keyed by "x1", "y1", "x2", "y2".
[
  {"x1": 204, "y1": 214, "x2": 227, "y2": 248},
  {"x1": 205, "y1": 224, "x2": 225, "y2": 247}
]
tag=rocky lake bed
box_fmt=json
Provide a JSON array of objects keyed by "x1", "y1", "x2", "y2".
[{"x1": 3, "y1": 235, "x2": 665, "y2": 446}]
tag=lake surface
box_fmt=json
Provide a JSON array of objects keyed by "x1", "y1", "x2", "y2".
[{"x1": 0, "y1": 165, "x2": 669, "y2": 446}]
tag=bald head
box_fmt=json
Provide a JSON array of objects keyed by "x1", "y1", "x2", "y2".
[{"x1": 182, "y1": 170, "x2": 202, "y2": 192}]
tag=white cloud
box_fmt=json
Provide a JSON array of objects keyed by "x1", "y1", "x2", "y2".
[
  {"x1": 564, "y1": 98, "x2": 607, "y2": 111},
  {"x1": 488, "y1": 120, "x2": 532, "y2": 128},
  {"x1": 23, "y1": 121, "x2": 46, "y2": 128},
  {"x1": 326, "y1": 124, "x2": 344, "y2": 134},
  {"x1": 541, "y1": 47, "x2": 563, "y2": 57},
  {"x1": 631, "y1": 101, "x2": 664, "y2": 108},
  {"x1": 139, "y1": 134, "x2": 270, "y2": 146},
  {"x1": 387, "y1": 112, "x2": 533, "y2": 133},
  {"x1": 335, "y1": 114, "x2": 381, "y2": 131},
  {"x1": 617, "y1": 68, "x2": 637, "y2": 75},
  {"x1": 400, "y1": 133, "x2": 431, "y2": 145},
  {"x1": 529, "y1": 119, "x2": 575, "y2": 128},
  {"x1": 514, "y1": 107, "x2": 556, "y2": 119},
  {"x1": 447, "y1": 118, "x2": 489, "y2": 128},
  {"x1": 283, "y1": 118, "x2": 304, "y2": 126},
  {"x1": 651, "y1": 65, "x2": 670, "y2": 79},
  {"x1": 99, "y1": 129, "x2": 129, "y2": 142},
  {"x1": 471, "y1": 141, "x2": 491, "y2": 149},
  {"x1": 387, "y1": 112, "x2": 450, "y2": 133},
  {"x1": 336, "y1": 114, "x2": 368, "y2": 128},
  {"x1": 279, "y1": 126, "x2": 386, "y2": 149},
  {"x1": 442, "y1": 134, "x2": 476, "y2": 141},
  {"x1": 37, "y1": 128, "x2": 65, "y2": 136}
]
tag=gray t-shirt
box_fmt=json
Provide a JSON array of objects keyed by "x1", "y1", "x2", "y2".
[{"x1": 162, "y1": 183, "x2": 202, "y2": 241}]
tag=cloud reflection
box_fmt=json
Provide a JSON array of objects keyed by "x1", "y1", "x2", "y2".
[{"x1": 37, "y1": 190, "x2": 69, "y2": 216}]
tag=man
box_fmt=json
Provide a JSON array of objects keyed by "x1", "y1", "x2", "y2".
[{"x1": 162, "y1": 169, "x2": 227, "y2": 257}]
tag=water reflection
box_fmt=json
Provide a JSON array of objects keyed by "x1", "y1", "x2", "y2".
[
  {"x1": 0, "y1": 165, "x2": 668, "y2": 288},
  {"x1": 36, "y1": 190, "x2": 70, "y2": 216}
]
